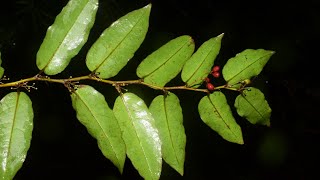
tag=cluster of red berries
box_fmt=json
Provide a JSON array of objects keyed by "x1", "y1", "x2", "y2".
[{"x1": 205, "y1": 65, "x2": 220, "y2": 91}]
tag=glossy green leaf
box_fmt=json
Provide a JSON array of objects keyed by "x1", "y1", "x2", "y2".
[
  {"x1": 222, "y1": 49, "x2": 274, "y2": 86},
  {"x1": 235, "y1": 87, "x2": 271, "y2": 126},
  {"x1": 86, "y1": 4, "x2": 151, "y2": 79},
  {"x1": 113, "y1": 93, "x2": 162, "y2": 180},
  {"x1": 71, "y1": 85, "x2": 125, "y2": 173},
  {"x1": 0, "y1": 52, "x2": 4, "y2": 78},
  {"x1": 198, "y1": 92, "x2": 243, "y2": 144},
  {"x1": 136, "y1": 35, "x2": 195, "y2": 87},
  {"x1": 36, "y1": 0, "x2": 98, "y2": 75},
  {"x1": 0, "y1": 92, "x2": 33, "y2": 180},
  {"x1": 181, "y1": 33, "x2": 223, "y2": 88},
  {"x1": 149, "y1": 93, "x2": 186, "y2": 175}
]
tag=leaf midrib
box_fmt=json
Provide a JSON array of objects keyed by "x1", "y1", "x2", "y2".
[
  {"x1": 120, "y1": 94, "x2": 153, "y2": 178},
  {"x1": 142, "y1": 39, "x2": 191, "y2": 78},
  {"x1": 43, "y1": 0, "x2": 90, "y2": 71},
  {"x1": 242, "y1": 94, "x2": 267, "y2": 124},
  {"x1": 163, "y1": 96, "x2": 181, "y2": 166},
  {"x1": 185, "y1": 41, "x2": 217, "y2": 85},
  {"x1": 208, "y1": 95, "x2": 238, "y2": 139},
  {"x1": 75, "y1": 92, "x2": 120, "y2": 166},
  {"x1": 227, "y1": 52, "x2": 271, "y2": 83},
  {"x1": 94, "y1": 9, "x2": 147, "y2": 72},
  {"x1": 4, "y1": 92, "x2": 20, "y2": 172}
]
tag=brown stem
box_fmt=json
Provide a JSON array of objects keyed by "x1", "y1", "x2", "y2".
[{"x1": 0, "y1": 74, "x2": 239, "y2": 93}]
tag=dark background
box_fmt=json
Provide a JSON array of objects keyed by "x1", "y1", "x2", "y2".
[{"x1": 1, "y1": 0, "x2": 319, "y2": 179}]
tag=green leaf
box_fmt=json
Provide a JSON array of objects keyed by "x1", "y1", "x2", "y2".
[
  {"x1": 0, "y1": 52, "x2": 4, "y2": 78},
  {"x1": 222, "y1": 49, "x2": 274, "y2": 86},
  {"x1": 149, "y1": 92, "x2": 186, "y2": 175},
  {"x1": 113, "y1": 93, "x2": 162, "y2": 180},
  {"x1": 86, "y1": 4, "x2": 151, "y2": 79},
  {"x1": 198, "y1": 92, "x2": 243, "y2": 144},
  {"x1": 181, "y1": 33, "x2": 223, "y2": 88},
  {"x1": 0, "y1": 92, "x2": 33, "y2": 180},
  {"x1": 71, "y1": 85, "x2": 125, "y2": 173},
  {"x1": 36, "y1": 0, "x2": 98, "y2": 75},
  {"x1": 235, "y1": 87, "x2": 271, "y2": 126},
  {"x1": 136, "y1": 35, "x2": 195, "y2": 87}
]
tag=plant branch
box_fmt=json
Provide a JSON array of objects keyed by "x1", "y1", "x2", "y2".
[{"x1": 0, "y1": 74, "x2": 239, "y2": 93}]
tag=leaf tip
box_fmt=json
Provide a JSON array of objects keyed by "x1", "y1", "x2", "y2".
[
  {"x1": 144, "y1": 3, "x2": 152, "y2": 10},
  {"x1": 234, "y1": 137, "x2": 244, "y2": 145},
  {"x1": 217, "y1": 33, "x2": 224, "y2": 39}
]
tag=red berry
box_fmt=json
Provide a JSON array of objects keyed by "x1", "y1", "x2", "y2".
[
  {"x1": 206, "y1": 83, "x2": 214, "y2": 91},
  {"x1": 212, "y1": 71, "x2": 220, "y2": 78},
  {"x1": 205, "y1": 77, "x2": 210, "y2": 83},
  {"x1": 212, "y1": 65, "x2": 220, "y2": 72}
]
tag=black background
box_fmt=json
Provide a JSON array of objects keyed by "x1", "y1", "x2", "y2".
[{"x1": 1, "y1": 0, "x2": 319, "y2": 179}]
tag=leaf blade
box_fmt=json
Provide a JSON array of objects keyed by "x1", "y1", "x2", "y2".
[
  {"x1": 86, "y1": 4, "x2": 151, "y2": 79},
  {"x1": 198, "y1": 92, "x2": 243, "y2": 144},
  {"x1": 181, "y1": 33, "x2": 223, "y2": 88},
  {"x1": 222, "y1": 49, "x2": 274, "y2": 85},
  {"x1": 235, "y1": 87, "x2": 271, "y2": 126},
  {"x1": 0, "y1": 92, "x2": 34, "y2": 180},
  {"x1": 71, "y1": 85, "x2": 126, "y2": 173},
  {"x1": 113, "y1": 93, "x2": 162, "y2": 180},
  {"x1": 36, "y1": 0, "x2": 98, "y2": 75},
  {"x1": 136, "y1": 35, "x2": 195, "y2": 87},
  {"x1": 0, "y1": 52, "x2": 4, "y2": 78},
  {"x1": 149, "y1": 93, "x2": 186, "y2": 175}
]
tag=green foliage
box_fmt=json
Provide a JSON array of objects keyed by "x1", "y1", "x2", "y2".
[
  {"x1": 137, "y1": 35, "x2": 195, "y2": 87},
  {"x1": 222, "y1": 49, "x2": 274, "y2": 86},
  {"x1": 71, "y1": 85, "x2": 126, "y2": 172},
  {"x1": 36, "y1": 0, "x2": 98, "y2": 75},
  {"x1": 198, "y1": 92, "x2": 244, "y2": 144},
  {"x1": 86, "y1": 4, "x2": 151, "y2": 79},
  {"x1": 181, "y1": 33, "x2": 223, "y2": 88},
  {"x1": 0, "y1": 92, "x2": 33, "y2": 180},
  {"x1": 235, "y1": 87, "x2": 272, "y2": 126},
  {"x1": 149, "y1": 93, "x2": 186, "y2": 175},
  {"x1": 0, "y1": 0, "x2": 274, "y2": 179},
  {"x1": 0, "y1": 52, "x2": 4, "y2": 78},
  {"x1": 113, "y1": 93, "x2": 162, "y2": 180}
]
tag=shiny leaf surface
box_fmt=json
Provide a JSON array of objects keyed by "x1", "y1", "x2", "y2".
[
  {"x1": 222, "y1": 49, "x2": 274, "y2": 86},
  {"x1": 0, "y1": 92, "x2": 33, "y2": 180},
  {"x1": 113, "y1": 93, "x2": 162, "y2": 180},
  {"x1": 235, "y1": 87, "x2": 271, "y2": 126},
  {"x1": 86, "y1": 4, "x2": 151, "y2": 79},
  {"x1": 71, "y1": 85, "x2": 126, "y2": 173},
  {"x1": 0, "y1": 52, "x2": 4, "y2": 78},
  {"x1": 36, "y1": 0, "x2": 98, "y2": 75},
  {"x1": 149, "y1": 92, "x2": 186, "y2": 175},
  {"x1": 136, "y1": 35, "x2": 195, "y2": 87},
  {"x1": 181, "y1": 33, "x2": 223, "y2": 88},
  {"x1": 198, "y1": 92, "x2": 243, "y2": 144}
]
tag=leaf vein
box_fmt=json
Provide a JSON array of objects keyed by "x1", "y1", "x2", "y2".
[{"x1": 75, "y1": 92, "x2": 120, "y2": 165}]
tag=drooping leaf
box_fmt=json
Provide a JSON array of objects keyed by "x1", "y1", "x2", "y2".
[
  {"x1": 136, "y1": 35, "x2": 195, "y2": 87},
  {"x1": 149, "y1": 92, "x2": 186, "y2": 175},
  {"x1": 198, "y1": 92, "x2": 243, "y2": 144},
  {"x1": 0, "y1": 92, "x2": 33, "y2": 180},
  {"x1": 222, "y1": 49, "x2": 274, "y2": 86},
  {"x1": 36, "y1": 0, "x2": 98, "y2": 75},
  {"x1": 86, "y1": 4, "x2": 151, "y2": 79},
  {"x1": 71, "y1": 85, "x2": 126, "y2": 173},
  {"x1": 181, "y1": 33, "x2": 223, "y2": 88},
  {"x1": 0, "y1": 52, "x2": 4, "y2": 78},
  {"x1": 235, "y1": 87, "x2": 271, "y2": 126},
  {"x1": 113, "y1": 93, "x2": 162, "y2": 180}
]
